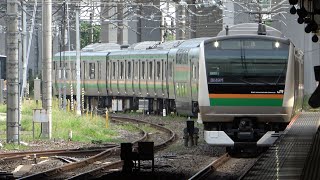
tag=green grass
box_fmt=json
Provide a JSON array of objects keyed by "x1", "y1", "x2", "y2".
[{"x1": 0, "y1": 99, "x2": 139, "y2": 146}]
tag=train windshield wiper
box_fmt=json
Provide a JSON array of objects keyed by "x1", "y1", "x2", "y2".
[
  {"x1": 244, "y1": 76, "x2": 272, "y2": 85},
  {"x1": 275, "y1": 64, "x2": 287, "y2": 85},
  {"x1": 230, "y1": 76, "x2": 254, "y2": 85}
]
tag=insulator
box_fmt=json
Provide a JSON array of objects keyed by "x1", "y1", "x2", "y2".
[
  {"x1": 312, "y1": 34, "x2": 319, "y2": 43},
  {"x1": 297, "y1": 17, "x2": 304, "y2": 24},
  {"x1": 290, "y1": 6, "x2": 297, "y2": 14},
  {"x1": 289, "y1": 0, "x2": 298, "y2": 5}
]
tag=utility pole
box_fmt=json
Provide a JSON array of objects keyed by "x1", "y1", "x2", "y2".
[
  {"x1": 89, "y1": 0, "x2": 93, "y2": 44},
  {"x1": 137, "y1": 4, "x2": 142, "y2": 42},
  {"x1": 6, "y1": 0, "x2": 20, "y2": 143},
  {"x1": 117, "y1": 0, "x2": 123, "y2": 45},
  {"x1": 189, "y1": 0, "x2": 196, "y2": 38},
  {"x1": 100, "y1": 0, "x2": 109, "y2": 43},
  {"x1": 42, "y1": 0, "x2": 52, "y2": 139},
  {"x1": 62, "y1": 1, "x2": 67, "y2": 110},
  {"x1": 176, "y1": 3, "x2": 186, "y2": 40},
  {"x1": 76, "y1": 5, "x2": 81, "y2": 116},
  {"x1": 21, "y1": 0, "x2": 27, "y2": 100},
  {"x1": 21, "y1": 0, "x2": 38, "y2": 99}
]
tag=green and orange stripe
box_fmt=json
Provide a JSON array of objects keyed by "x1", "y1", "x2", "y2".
[{"x1": 209, "y1": 94, "x2": 284, "y2": 106}]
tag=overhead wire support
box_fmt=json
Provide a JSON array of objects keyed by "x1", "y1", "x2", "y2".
[{"x1": 6, "y1": 0, "x2": 20, "y2": 144}]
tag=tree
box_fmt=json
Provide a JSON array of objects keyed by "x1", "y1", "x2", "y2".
[{"x1": 80, "y1": 22, "x2": 101, "y2": 48}]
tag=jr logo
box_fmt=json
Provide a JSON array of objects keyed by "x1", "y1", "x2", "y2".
[{"x1": 277, "y1": 90, "x2": 284, "y2": 94}]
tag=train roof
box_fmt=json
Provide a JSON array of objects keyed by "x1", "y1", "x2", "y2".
[
  {"x1": 82, "y1": 43, "x2": 121, "y2": 52},
  {"x1": 53, "y1": 50, "x2": 121, "y2": 58},
  {"x1": 154, "y1": 40, "x2": 185, "y2": 49},
  {"x1": 175, "y1": 37, "x2": 212, "y2": 48},
  {"x1": 129, "y1": 41, "x2": 161, "y2": 50},
  {"x1": 205, "y1": 34, "x2": 290, "y2": 44},
  {"x1": 109, "y1": 49, "x2": 169, "y2": 56},
  {"x1": 218, "y1": 23, "x2": 284, "y2": 38}
]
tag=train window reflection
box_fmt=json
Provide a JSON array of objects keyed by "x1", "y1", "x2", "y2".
[
  {"x1": 205, "y1": 38, "x2": 289, "y2": 85},
  {"x1": 89, "y1": 63, "x2": 95, "y2": 79},
  {"x1": 156, "y1": 61, "x2": 161, "y2": 80}
]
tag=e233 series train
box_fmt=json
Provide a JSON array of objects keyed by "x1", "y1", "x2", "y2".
[
  {"x1": 53, "y1": 23, "x2": 303, "y2": 149},
  {"x1": 198, "y1": 23, "x2": 304, "y2": 150}
]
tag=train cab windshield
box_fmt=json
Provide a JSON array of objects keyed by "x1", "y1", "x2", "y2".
[{"x1": 204, "y1": 38, "x2": 289, "y2": 85}]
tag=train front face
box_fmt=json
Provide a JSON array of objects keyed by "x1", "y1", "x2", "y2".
[{"x1": 199, "y1": 36, "x2": 294, "y2": 146}]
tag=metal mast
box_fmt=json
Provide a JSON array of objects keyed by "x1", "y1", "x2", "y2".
[
  {"x1": 42, "y1": 0, "x2": 52, "y2": 139},
  {"x1": 76, "y1": 5, "x2": 81, "y2": 115},
  {"x1": 6, "y1": 0, "x2": 19, "y2": 143}
]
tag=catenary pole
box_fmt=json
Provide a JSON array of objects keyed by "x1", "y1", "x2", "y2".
[
  {"x1": 42, "y1": 0, "x2": 52, "y2": 139},
  {"x1": 6, "y1": 0, "x2": 20, "y2": 143},
  {"x1": 76, "y1": 5, "x2": 81, "y2": 115}
]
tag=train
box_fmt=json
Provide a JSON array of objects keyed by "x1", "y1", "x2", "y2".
[{"x1": 53, "y1": 23, "x2": 304, "y2": 150}]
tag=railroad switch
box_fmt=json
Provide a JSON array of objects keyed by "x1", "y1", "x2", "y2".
[{"x1": 183, "y1": 119, "x2": 199, "y2": 147}]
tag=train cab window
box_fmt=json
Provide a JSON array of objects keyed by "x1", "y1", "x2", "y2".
[
  {"x1": 156, "y1": 61, "x2": 161, "y2": 80},
  {"x1": 148, "y1": 61, "x2": 153, "y2": 79},
  {"x1": 89, "y1": 63, "x2": 95, "y2": 79},
  {"x1": 112, "y1": 62, "x2": 116, "y2": 79},
  {"x1": 141, "y1": 61, "x2": 145, "y2": 79},
  {"x1": 120, "y1": 61, "x2": 124, "y2": 79},
  {"x1": 134, "y1": 61, "x2": 139, "y2": 79},
  {"x1": 127, "y1": 61, "x2": 132, "y2": 79},
  {"x1": 168, "y1": 62, "x2": 173, "y2": 78}
]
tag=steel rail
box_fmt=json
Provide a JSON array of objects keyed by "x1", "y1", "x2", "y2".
[
  {"x1": 18, "y1": 116, "x2": 149, "y2": 180},
  {"x1": 188, "y1": 153, "x2": 231, "y2": 180},
  {"x1": 0, "y1": 145, "x2": 117, "y2": 160},
  {"x1": 65, "y1": 115, "x2": 176, "y2": 179}
]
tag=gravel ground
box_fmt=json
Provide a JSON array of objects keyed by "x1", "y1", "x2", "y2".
[{"x1": 0, "y1": 113, "x2": 251, "y2": 179}]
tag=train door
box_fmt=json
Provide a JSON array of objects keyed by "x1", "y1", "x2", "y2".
[{"x1": 190, "y1": 50, "x2": 199, "y2": 114}]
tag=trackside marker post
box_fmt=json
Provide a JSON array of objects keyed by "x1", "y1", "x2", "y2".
[{"x1": 106, "y1": 109, "x2": 109, "y2": 128}]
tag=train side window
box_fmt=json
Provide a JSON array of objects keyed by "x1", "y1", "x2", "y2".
[
  {"x1": 97, "y1": 62, "x2": 101, "y2": 80},
  {"x1": 141, "y1": 61, "x2": 145, "y2": 79},
  {"x1": 192, "y1": 64, "x2": 196, "y2": 79},
  {"x1": 156, "y1": 61, "x2": 161, "y2": 80},
  {"x1": 112, "y1": 62, "x2": 116, "y2": 79},
  {"x1": 89, "y1": 63, "x2": 95, "y2": 79},
  {"x1": 64, "y1": 62, "x2": 69, "y2": 79},
  {"x1": 127, "y1": 61, "x2": 132, "y2": 79},
  {"x1": 120, "y1": 61, "x2": 124, "y2": 79},
  {"x1": 163, "y1": 61, "x2": 166, "y2": 80},
  {"x1": 134, "y1": 61, "x2": 139, "y2": 79},
  {"x1": 148, "y1": 61, "x2": 153, "y2": 79},
  {"x1": 169, "y1": 62, "x2": 173, "y2": 78}
]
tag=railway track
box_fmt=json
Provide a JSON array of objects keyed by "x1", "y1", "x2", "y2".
[
  {"x1": 189, "y1": 153, "x2": 260, "y2": 180},
  {"x1": 188, "y1": 153, "x2": 231, "y2": 180},
  {"x1": 0, "y1": 145, "x2": 117, "y2": 161},
  {"x1": 17, "y1": 115, "x2": 176, "y2": 179}
]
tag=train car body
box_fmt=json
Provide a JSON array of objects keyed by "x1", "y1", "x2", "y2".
[
  {"x1": 198, "y1": 23, "x2": 304, "y2": 148},
  {"x1": 52, "y1": 23, "x2": 304, "y2": 150}
]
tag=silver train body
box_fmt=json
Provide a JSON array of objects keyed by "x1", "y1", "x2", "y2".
[
  {"x1": 198, "y1": 24, "x2": 304, "y2": 147},
  {"x1": 52, "y1": 23, "x2": 304, "y2": 147},
  {"x1": 53, "y1": 39, "x2": 207, "y2": 116}
]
